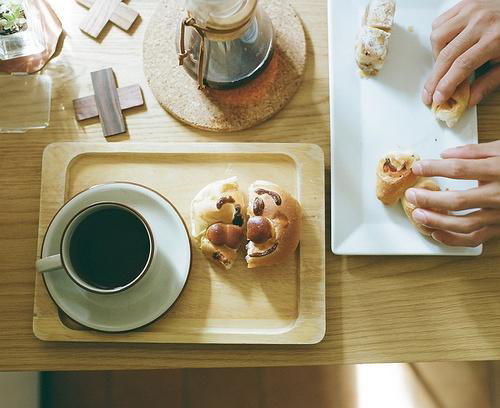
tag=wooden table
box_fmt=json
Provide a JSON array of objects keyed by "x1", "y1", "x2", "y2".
[{"x1": 0, "y1": 0, "x2": 499, "y2": 371}]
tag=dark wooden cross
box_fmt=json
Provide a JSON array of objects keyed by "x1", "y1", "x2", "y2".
[{"x1": 73, "y1": 68, "x2": 144, "y2": 137}]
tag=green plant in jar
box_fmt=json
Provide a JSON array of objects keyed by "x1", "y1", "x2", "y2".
[{"x1": 0, "y1": 0, "x2": 27, "y2": 35}]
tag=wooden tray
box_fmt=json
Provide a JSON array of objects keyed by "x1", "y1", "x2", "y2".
[{"x1": 33, "y1": 143, "x2": 325, "y2": 344}]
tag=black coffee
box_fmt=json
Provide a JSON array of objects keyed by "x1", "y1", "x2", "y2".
[{"x1": 68, "y1": 206, "x2": 151, "y2": 290}]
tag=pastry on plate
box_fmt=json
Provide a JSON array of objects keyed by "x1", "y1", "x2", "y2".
[
  {"x1": 363, "y1": 0, "x2": 396, "y2": 31},
  {"x1": 355, "y1": 26, "x2": 391, "y2": 76},
  {"x1": 432, "y1": 80, "x2": 470, "y2": 128},
  {"x1": 376, "y1": 152, "x2": 420, "y2": 205},
  {"x1": 356, "y1": 0, "x2": 395, "y2": 76},
  {"x1": 191, "y1": 177, "x2": 246, "y2": 270},
  {"x1": 401, "y1": 178, "x2": 447, "y2": 236},
  {"x1": 246, "y1": 181, "x2": 301, "y2": 268}
]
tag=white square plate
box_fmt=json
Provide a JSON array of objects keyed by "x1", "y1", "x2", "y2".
[{"x1": 328, "y1": 0, "x2": 481, "y2": 256}]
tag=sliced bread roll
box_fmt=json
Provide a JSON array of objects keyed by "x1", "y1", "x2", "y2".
[
  {"x1": 432, "y1": 80, "x2": 470, "y2": 128},
  {"x1": 364, "y1": 0, "x2": 396, "y2": 31},
  {"x1": 376, "y1": 152, "x2": 420, "y2": 205},
  {"x1": 191, "y1": 177, "x2": 246, "y2": 270},
  {"x1": 401, "y1": 178, "x2": 447, "y2": 236},
  {"x1": 356, "y1": 26, "x2": 391, "y2": 76},
  {"x1": 356, "y1": 0, "x2": 396, "y2": 76},
  {"x1": 245, "y1": 181, "x2": 301, "y2": 268}
]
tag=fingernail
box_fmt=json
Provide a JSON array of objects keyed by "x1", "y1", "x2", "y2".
[
  {"x1": 431, "y1": 232, "x2": 441, "y2": 242},
  {"x1": 405, "y1": 189, "x2": 417, "y2": 204},
  {"x1": 412, "y1": 209, "x2": 427, "y2": 224},
  {"x1": 433, "y1": 90, "x2": 446, "y2": 105},
  {"x1": 422, "y1": 88, "x2": 432, "y2": 105},
  {"x1": 412, "y1": 162, "x2": 423, "y2": 175}
]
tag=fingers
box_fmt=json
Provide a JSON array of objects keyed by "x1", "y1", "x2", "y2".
[
  {"x1": 430, "y1": 14, "x2": 469, "y2": 60},
  {"x1": 469, "y1": 63, "x2": 500, "y2": 106},
  {"x1": 431, "y1": 1, "x2": 465, "y2": 30},
  {"x1": 433, "y1": 38, "x2": 497, "y2": 105},
  {"x1": 431, "y1": 226, "x2": 500, "y2": 247},
  {"x1": 412, "y1": 209, "x2": 500, "y2": 234},
  {"x1": 423, "y1": 27, "x2": 478, "y2": 105},
  {"x1": 404, "y1": 184, "x2": 497, "y2": 211},
  {"x1": 441, "y1": 141, "x2": 500, "y2": 159},
  {"x1": 412, "y1": 158, "x2": 500, "y2": 181}
]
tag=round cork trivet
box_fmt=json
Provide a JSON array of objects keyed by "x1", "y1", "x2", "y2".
[{"x1": 143, "y1": 0, "x2": 306, "y2": 132}]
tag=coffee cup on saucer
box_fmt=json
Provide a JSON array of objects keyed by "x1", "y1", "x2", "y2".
[{"x1": 36, "y1": 202, "x2": 155, "y2": 294}]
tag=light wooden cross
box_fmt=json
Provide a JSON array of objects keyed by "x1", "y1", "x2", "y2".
[
  {"x1": 73, "y1": 68, "x2": 144, "y2": 137},
  {"x1": 76, "y1": 0, "x2": 139, "y2": 38}
]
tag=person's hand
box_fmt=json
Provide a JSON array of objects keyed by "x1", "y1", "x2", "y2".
[
  {"x1": 404, "y1": 140, "x2": 500, "y2": 247},
  {"x1": 422, "y1": 0, "x2": 500, "y2": 108}
]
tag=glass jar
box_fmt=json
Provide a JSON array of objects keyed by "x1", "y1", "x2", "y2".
[
  {"x1": 0, "y1": 0, "x2": 45, "y2": 61},
  {"x1": 177, "y1": 0, "x2": 274, "y2": 90}
]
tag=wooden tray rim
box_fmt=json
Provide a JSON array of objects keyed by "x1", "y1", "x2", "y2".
[{"x1": 33, "y1": 142, "x2": 326, "y2": 345}]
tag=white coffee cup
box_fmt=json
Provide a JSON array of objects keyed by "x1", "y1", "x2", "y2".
[{"x1": 36, "y1": 202, "x2": 155, "y2": 294}]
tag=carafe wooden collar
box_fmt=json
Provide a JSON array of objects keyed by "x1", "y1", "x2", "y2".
[{"x1": 178, "y1": 0, "x2": 258, "y2": 89}]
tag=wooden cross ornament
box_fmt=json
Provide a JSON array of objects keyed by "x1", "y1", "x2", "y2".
[
  {"x1": 73, "y1": 68, "x2": 144, "y2": 137},
  {"x1": 76, "y1": 0, "x2": 139, "y2": 38}
]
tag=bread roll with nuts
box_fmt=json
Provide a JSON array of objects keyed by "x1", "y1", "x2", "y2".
[
  {"x1": 376, "y1": 152, "x2": 419, "y2": 205},
  {"x1": 246, "y1": 181, "x2": 301, "y2": 268},
  {"x1": 401, "y1": 178, "x2": 447, "y2": 236},
  {"x1": 191, "y1": 177, "x2": 246, "y2": 270},
  {"x1": 432, "y1": 80, "x2": 470, "y2": 128}
]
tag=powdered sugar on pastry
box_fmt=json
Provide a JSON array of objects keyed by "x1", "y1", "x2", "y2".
[
  {"x1": 356, "y1": 0, "x2": 396, "y2": 76},
  {"x1": 356, "y1": 26, "x2": 390, "y2": 75},
  {"x1": 364, "y1": 0, "x2": 396, "y2": 31}
]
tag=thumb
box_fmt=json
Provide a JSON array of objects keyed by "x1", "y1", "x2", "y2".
[{"x1": 469, "y1": 63, "x2": 500, "y2": 107}]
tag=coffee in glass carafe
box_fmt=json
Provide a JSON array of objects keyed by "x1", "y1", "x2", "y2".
[{"x1": 177, "y1": 0, "x2": 274, "y2": 90}]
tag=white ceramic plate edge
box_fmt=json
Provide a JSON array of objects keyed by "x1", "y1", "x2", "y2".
[{"x1": 328, "y1": 0, "x2": 482, "y2": 256}]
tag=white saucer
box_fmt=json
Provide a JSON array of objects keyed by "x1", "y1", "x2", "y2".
[{"x1": 40, "y1": 182, "x2": 191, "y2": 332}]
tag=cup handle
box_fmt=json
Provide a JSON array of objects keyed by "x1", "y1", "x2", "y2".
[{"x1": 36, "y1": 254, "x2": 63, "y2": 274}]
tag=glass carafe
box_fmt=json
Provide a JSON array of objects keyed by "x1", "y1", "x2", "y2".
[{"x1": 177, "y1": 0, "x2": 274, "y2": 90}]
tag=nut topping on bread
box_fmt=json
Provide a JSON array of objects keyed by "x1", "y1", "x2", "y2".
[
  {"x1": 255, "y1": 189, "x2": 282, "y2": 205},
  {"x1": 247, "y1": 216, "x2": 273, "y2": 244},
  {"x1": 253, "y1": 197, "x2": 265, "y2": 216},
  {"x1": 206, "y1": 223, "x2": 244, "y2": 249},
  {"x1": 216, "y1": 196, "x2": 235, "y2": 209}
]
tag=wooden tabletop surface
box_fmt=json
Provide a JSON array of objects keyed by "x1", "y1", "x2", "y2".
[{"x1": 1, "y1": 0, "x2": 500, "y2": 371}]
